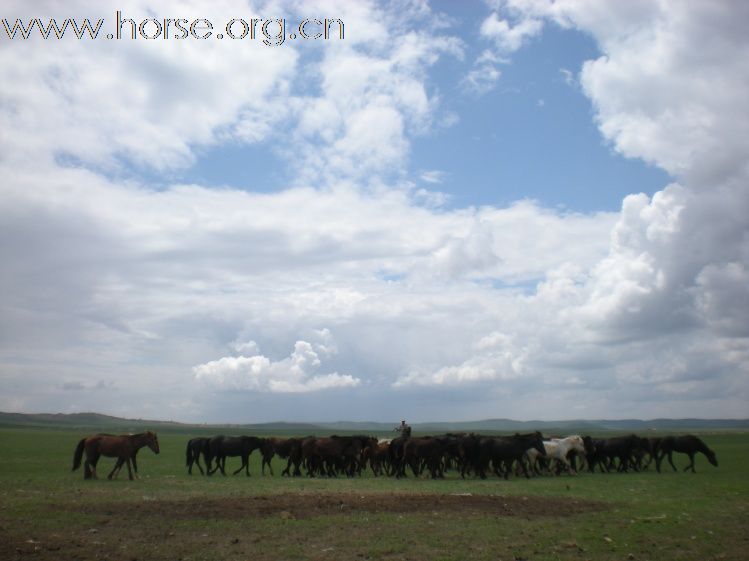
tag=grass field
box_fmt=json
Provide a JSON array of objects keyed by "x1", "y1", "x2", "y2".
[{"x1": 0, "y1": 427, "x2": 747, "y2": 561}]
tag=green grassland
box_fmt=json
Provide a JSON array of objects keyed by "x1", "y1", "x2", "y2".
[{"x1": 0, "y1": 427, "x2": 747, "y2": 561}]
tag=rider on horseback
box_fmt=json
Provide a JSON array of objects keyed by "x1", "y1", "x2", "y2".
[{"x1": 395, "y1": 419, "x2": 412, "y2": 438}]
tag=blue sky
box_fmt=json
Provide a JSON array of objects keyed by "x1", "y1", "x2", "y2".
[
  {"x1": 409, "y1": 20, "x2": 672, "y2": 211},
  {"x1": 155, "y1": 6, "x2": 671, "y2": 212},
  {"x1": 1, "y1": 0, "x2": 747, "y2": 423}
]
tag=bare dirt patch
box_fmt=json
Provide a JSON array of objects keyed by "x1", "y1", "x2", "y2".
[
  {"x1": 1, "y1": 493, "x2": 608, "y2": 561},
  {"x1": 73, "y1": 491, "x2": 607, "y2": 520}
]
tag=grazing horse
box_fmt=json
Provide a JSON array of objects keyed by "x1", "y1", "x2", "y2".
[
  {"x1": 206, "y1": 435, "x2": 266, "y2": 476},
  {"x1": 659, "y1": 435, "x2": 718, "y2": 473},
  {"x1": 185, "y1": 437, "x2": 210, "y2": 475},
  {"x1": 72, "y1": 432, "x2": 160, "y2": 480}
]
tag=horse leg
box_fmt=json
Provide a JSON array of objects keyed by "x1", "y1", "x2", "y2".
[
  {"x1": 521, "y1": 460, "x2": 531, "y2": 479},
  {"x1": 108, "y1": 459, "x2": 123, "y2": 480},
  {"x1": 83, "y1": 457, "x2": 92, "y2": 480},
  {"x1": 90, "y1": 454, "x2": 100, "y2": 479},
  {"x1": 685, "y1": 453, "x2": 696, "y2": 473},
  {"x1": 233, "y1": 457, "x2": 245, "y2": 476},
  {"x1": 125, "y1": 458, "x2": 134, "y2": 480},
  {"x1": 667, "y1": 451, "x2": 678, "y2": 472},
  {"x1": 560, "y1": 457, "x2": 574, "y2": 475}
]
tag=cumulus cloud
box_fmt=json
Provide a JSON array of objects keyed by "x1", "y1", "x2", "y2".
[
  {"x1": 0, "y1": 0, "x2": 297, "y2": 170},
  {"x1": 394, "y1": 331, "x2": 526, "y2": 387},
  {"x1": 504, "y1": 0, "x2": 749, "y2": 185},
  {"x1": 194, "y1": 335, "x2": 360, "y2": 393},
  {"x1": 480, "y1": 10, "x2": 543, "y2": 52},
  {"x1": 284, "y1": 2, "x2": 463, "y2": 185},
  {"x1": 1, "y1": 0, "x2": 747, "y2": 421},
  {"x1": 534, "y1": 0, "x2": 749, "y2": 362},
  {"x1": 396, "y1": 0, "x2": 749, "y2": 412}
]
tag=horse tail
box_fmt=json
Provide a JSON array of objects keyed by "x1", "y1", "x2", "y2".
[
  {"x1": 72, "y1": 438, "x2": 86, "y2": 471},
  {"x1": 186, "y1": 441, "x2": 193, "y2": 466}
]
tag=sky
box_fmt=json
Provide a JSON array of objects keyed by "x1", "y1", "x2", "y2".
[{"x1": 1, "y1": 0, "x2": 747, "y2": 423}]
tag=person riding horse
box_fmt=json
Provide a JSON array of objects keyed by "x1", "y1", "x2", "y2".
[{"x1": 395, "y1": 420, "x2": 412, "y2": 438}]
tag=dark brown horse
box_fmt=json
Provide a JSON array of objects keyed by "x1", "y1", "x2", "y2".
[
  {"x1": 206, "y1": 435, "x2": 267, "y2": 476},
  {"x1": 271, "y1": 437, "x2": 305, "y2": 477},
  {"x1": 403, "y1": 436, "x2": 447, "y2": 479},
  {"x1": 659, "y1": 435, "x2": 718, "y2": 473},
  {"x1": 185, "y1": 437, "x2": 210, "y2": 475},
  {"x1": 72, "y1": 432, "x2": 160, "y2": 480},
  {"x1": 477, "y1": 432, "x2": 546, "y2": 479}
]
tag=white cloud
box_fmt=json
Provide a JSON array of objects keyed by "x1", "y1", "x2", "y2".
[
  {"x1": 463, "y1": 0, "x2": 543, "y2": 95},
  {"x1": 420, "y1": 170, "x2": 445, "y2": 184},
  {"x1": 480, "y1": 10, "x2": 543, "y2": 52},
  {"x1": 397, "y1": 0, "x2": 749, "y2": 413},
  {"x1": 232, "y1": 340, "x2": 260, "y2": 355},
  {"x1": 394, "y1": 330, "x2": 526, "y2": 388},
  {"x1": 462, "y1": 49, "x2": 502, "y2": 95},
  {"x1": 194, "y1": 336, "x2": 359, "y2": 393},
  {"x1": 1, "y1": 0, "x2": 747, "y2": 421},
  {"x1": 0, "y1": 0, "x2": 298, "y2": 171},
  {"x1": 507, "y1": 0, "x2": 749, "y2": 185}
]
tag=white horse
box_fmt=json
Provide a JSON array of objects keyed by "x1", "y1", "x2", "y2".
[{"x1": 526, "y1": 435, "x2": 587, "y2": 475}]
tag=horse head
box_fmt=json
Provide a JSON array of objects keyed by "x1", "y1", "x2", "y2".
[
  {"x1": 707, "y1": 449, "x2": 718, "y2": 467},
  {"x1": 582, "y1": 435, "x2": 596, "y2": 456},
  {"x1": 531, "y1": 432, "x2": 546, "y2": 456},
  {"x1": 146, "y1": 431, "x2": 160, "y2": 454},
  {"x1": 569, "y1": 435, "x2": 586, "y2": 454}
]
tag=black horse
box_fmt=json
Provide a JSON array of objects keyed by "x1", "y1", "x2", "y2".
[
  {"x1": 388, "y1": 435, "x2": 411, "y2": 478},
  {"x1": 206, "y1": 435, "x2": 267, "y2": 476},
  {"x1": 587, "y1": 434, "x2": 649, "y2": 473},
  {"x1": 185, "y1": 437, "x2": 210, "y2": 475},
  {"x1": 478, "y1": 432, "x2": 546, "y2": 479},
  {"x1": 658, "y1": 435, "x2": 718, "y2": 473}
]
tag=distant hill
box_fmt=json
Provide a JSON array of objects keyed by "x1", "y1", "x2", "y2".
[
  {"x1": 0, "y1": 411, "x2": 188, "y2": 431},
  {"x1": 1, "y1": 411, "x2": 747, "y2": 434}
]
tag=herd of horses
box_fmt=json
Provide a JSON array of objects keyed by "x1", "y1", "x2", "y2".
[{"x1": 71, "y1": 430, "x2": 718, "y2": 480}]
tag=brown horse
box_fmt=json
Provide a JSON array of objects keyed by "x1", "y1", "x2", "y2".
[{"x1": 72, "y1": 432, "x2": 160, "y2": 480}]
